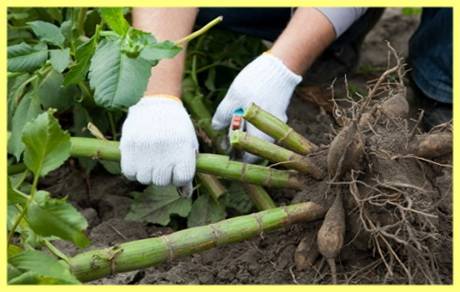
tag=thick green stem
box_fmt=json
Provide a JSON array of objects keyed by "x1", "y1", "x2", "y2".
[
  {"x1": 69, "y1": 137, "x2": 302, "y2": 189},
  {"x1": 181, "y1": 93, "x2": 276, "y2": 208},
  {"x1": 196, "y1": 154, "x2": 302, "y2": 189},
  {"x1": 69, "y1": 202, "x2": 325, "y2": 282},
  {"x1": 197, "y1": 173, "x2": 226, "y2": 201},
  {"x1": 231, "y1": 130, "x2": 323, "y2": 179},
  {"x1": 70, "y1": 137, "x2": 120, "y2": 160},
  {"x1": 244, "y1": 103, "x2": 318, "y2": 155},
  {"x1": 242, "y1": 183, "x2": 276, "y2": 210}
]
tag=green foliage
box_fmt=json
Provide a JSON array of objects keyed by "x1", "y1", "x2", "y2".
[
  {"x1": 7, "y1": 8, "x2": 268, "y2": 283},
  {"x1": 126, "y1": 185, "x2": 192, "y2": 226},
  {"x1": 121, "y1": 27, "x2": 156, "y2": 57},
  {"x1": 99, "y1": 8, "x2": 130, "y2": 36},
  {"x1": 63, "y1": 31, "x2": 99, "y2": 86},
  {"x1": 187, "y1": 194, "x2": 226, "y2": 227},
  {"x1": 99, "y1": 160, "x2": 121, "y2": 175},
  {"x1": 223, "y1": 182, "x2": 254, "y2": 214},
  {"x1": 7, "y1": 42, "x2": 48, "y2": 72},
  {"x1": 7, "y1": 73, "x2": 30, "y2": 124},
  {"x1": 28, "y1": 20, "x2": 65, "y2": 47},
  {"x1": 8, "y1": 91, "x2": 42, "y2": 160},
  {"x1": 8, "y1": 249, "x2": 80, "y2": 284},
  {"x1": 49, "y1": 48, "x2": 71, "y2": 72},
  {"x1": 22, "y1": 110, "x2": 71, "y2": 177},
  {"x1": 37, "y1": 69, "x2": 77, "y2": 111},
  {"x1": 141, "y1": 40, "x2": 181, "y2": 62},
  {"x1": 8, "y1": 178, "x2": 27, "y2": 205},
  {"x1": 402, "y1": 7, "x2": 422, "y2": 16},
  {"x1": 26, "y1": 191, "x2": 90, "y2": 248},
  {"x1": 184, "y1": 29, "x2": 267, "y2": 107},
  {"x1": 88, "y1": 38, "x2": 152, "y2": 109}
]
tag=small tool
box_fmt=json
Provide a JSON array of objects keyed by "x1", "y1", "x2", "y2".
[{"x1": 228, "y1": 107, "x2": 246, "y2": 160}]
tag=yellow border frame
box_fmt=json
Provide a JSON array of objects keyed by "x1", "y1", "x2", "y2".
[{"x1": 1, "y1": 1, "x2": 457, "y2": 290}]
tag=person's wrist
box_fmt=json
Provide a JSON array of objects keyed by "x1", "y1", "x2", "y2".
[
  {"x1": 143, "y1": 94, "x2": 182, "y2": 103},
  {"x1": 266, "y1": 48, "x2": 307, "y2": 75}
]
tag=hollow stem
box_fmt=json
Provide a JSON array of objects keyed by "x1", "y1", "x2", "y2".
[
  {"x1": 197, "y1": 173, "x2": 226, "y2": 201},
  {"x1": 181, "y1": 93, "x2": 276, "y2": 209},
  {"x1": 69, "y1": 202, "x2": 326, "y2": 282},
  {"x1": 196, "y1": 154, "x2": 302, "y2": 189},
  {"x1": 242, "y1": 183, "x2": 276, "y2": 210},
  {"x1": 243, "y1": 103, "x2": 318, "y2": 155},
  {"x1": 231, "y1": 130, "x2": 323, "y2": 179},
  {"x1": 69, "y1": 137, "x2": 302, "y2": 189}
]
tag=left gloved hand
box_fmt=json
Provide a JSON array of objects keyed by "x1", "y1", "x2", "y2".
[{"x1": 211, "y1": 53, "x2": 302, "y2": 162}]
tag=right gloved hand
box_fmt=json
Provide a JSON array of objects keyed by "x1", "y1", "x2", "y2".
[
  {"x1": 211, "y1": 53, "x2": 302, "y2": 162},
  {"x1": 120, "y1": 95, "x2": 198, "y2": 192}
]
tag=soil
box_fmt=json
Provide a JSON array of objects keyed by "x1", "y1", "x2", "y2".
[{"x1": 43, "y1": 9, "x2": 452, "y2": 284}]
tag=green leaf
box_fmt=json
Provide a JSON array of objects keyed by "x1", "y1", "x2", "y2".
[
  {"x1": 71, "y1": 103, "x2": 91, "y2": 136},
  {"x1": 89, "y1": 38, "x2": 152, "y2": 109},
  {"x1": 402, "y1": 7, "x2": 422, "y2": 16},
  {"x1": 205, "y1": 67, "x2": 216, "y2": 91},
  {"x1": 121, "y1": 27, "x2": 156, "y2": 58},
  {"x1": 60, "y1": 20, "x2": 72, "y2": 42},
  {"x1": 28, "y1": 20, "x2": 65, "y2": 47},
  {"x1": 7, "y1": 73, "x2": 30, "y2": 125},
  {"x1": 37, "y1": 69, "x2": 77, "y2": 111},
  {"x1": 49, "y1": 48, "x2": 70, "y2": 72},
  {"x1": 8, "y1": 249, "x2": 80, "y2": 284},
  {"x1": 8, "y1": 91, "x2": 42, "y2": 160},
  {"x1": 140, "y1": 40, "x2": 181, "y2": 62},
  {"x1": 8, "y1": 42, "x2": 48, "y2": 72},
  {"x1": 7, "y1": 205, "x2": 20, "y2": 231},
  {"x1": 44, "y1": 8, "x2": 62, "y2": 22},
  {"x1": 8, "y1": 27, "x2": 34, "y2": 44},
  {"x1": 100, "y1": 160, "x2": 121, "y2": 175},
  {"x1": 187, "y1": 194, "x2": 226, "y2": 227},
  {"x1": 99, "y1": 8, "x2": 130, "y2": 36},
  {"x1": 26, "y1": 191, "x2": 90, "y2": 248},
  {"x1": 22, "y1": 110, "x2": 71, "y2": 177},
  {"x1": 77, "y1": 158, "x2": 98, "y2": 175},
  {"x1": 126, "y1": 185, "x2": 192, "y2": 226},
  {"x1": 223, "y1": 182, "x2": 254, "y2": 214},
  {"x1": 8, "y1": 178, "x2": 27, "y2": 205},
  {"x1": 63, "y1": 33, "x2": 98, "y2": 86},
  {"x1": 8, "y1": 245, "x2": 23, "y2": 258}
]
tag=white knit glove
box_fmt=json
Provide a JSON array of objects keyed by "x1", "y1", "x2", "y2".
[
  {"x1": 211, "y1": 53, "x2": 302, "y2": 162},
  {"x1": 120, "y1": 96, "x2": 198, "y2": 194}
]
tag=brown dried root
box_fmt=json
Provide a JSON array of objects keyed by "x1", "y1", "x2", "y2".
[
  {"x1": 317, "y1": 193, "x2": 345, "y2": 284},
  {"x1": 295, "y1": 228, "x2": 320, "y2": 271},
  {"x1": 327, "y1": 122, "x2": 364, "y2": 180},
  {"x1": 408, "y1": 132, "x2": 452, "y2": 159},
  {"x1": 347, "y1": 170, "x2": 441, "y2": 284},
  {"x1": 323, "y1": 42, "x2": 448, "y2": 283}
]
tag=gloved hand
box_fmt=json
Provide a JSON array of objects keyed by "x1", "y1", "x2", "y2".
[
  {"x1": 120, "y1": 95, "x2": 198, "y2": 195},
  {"x1": 211, "y1": 53, "x2": 302, "y2": 162}
]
